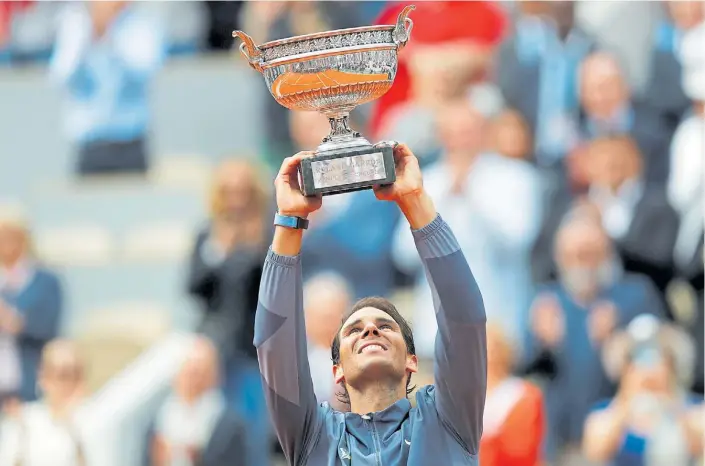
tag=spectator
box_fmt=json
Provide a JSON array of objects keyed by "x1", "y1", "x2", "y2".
[
  {"x1": 371, "y1": 0, "x2": 507, "y2": 151},
  {"x1": 480, "y1": 323, "x2": 545, "y2": 466},
  {"x1": 578, "y1": 52, "x2": 675, "y2": 185},
  {"x1": 187, "y1": 159, "x2": 272, "y2": 466},
  {"x1": 303, "y1": 272, "x2": 351, "y2": 411},
  {"x1": 392, "y1": 97, "x2": 543, "y2": 356},
  {"x1": 586, "y1": 136, "x2": 679, "y2": 304},
  {"x1": 0, "y1": 206, "x2": 63, "y2": 405},
  {"x1": 644, "y1": 1, "x2": 704, "y2": 124},
  {"x1": 583, "y1": 314, "x2": 703, "y2": 465},
  {"x1": 48, "y1": 1, "x2": 166, "y2": 176},
  {"x1": 496, "y1": 0, "x2": 595, "y2": 170},
  {"x1": 0, "y1": 340, "x2": 90, "y2": 466},
  {"x1": 151, "y1": 337, "x2": 246, "y2": 466},
  {"x1": 669, "y1": 20, "x2": 705, "y2": 394},
  {"x1": 523, "y1": 208, "x2": 665, "y2": 465}
]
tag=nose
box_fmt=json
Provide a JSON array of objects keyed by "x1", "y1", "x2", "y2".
[{"x1": 362, "y1": 321, "x2": 380, "y2": 338}]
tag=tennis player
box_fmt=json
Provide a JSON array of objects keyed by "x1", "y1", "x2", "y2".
[{"x1": 256, "y1": 144, "x2": 487, "y2": 465}]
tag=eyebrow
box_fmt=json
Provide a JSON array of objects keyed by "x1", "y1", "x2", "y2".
[{"x1": 342, "y1": 316, "x2": 397, "y2": 334}]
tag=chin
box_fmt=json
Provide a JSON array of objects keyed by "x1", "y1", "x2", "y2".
[{"x1": 357, "y1": 354, "x2": 400, "y2": 376}]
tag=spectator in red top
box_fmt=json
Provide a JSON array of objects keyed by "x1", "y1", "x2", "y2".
[
  {"x1": 480, "y1": 323, "x2": 545, "y2": 466},
  {"x1": 369, "y1": 1, "x2": 507, "y2": 141},
  {"x1": 0, "y1": 1, "x2": 31, "y2": 48}
]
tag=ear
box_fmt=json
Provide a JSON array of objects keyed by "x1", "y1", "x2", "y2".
[
  {"x1": 406, "y1": 354, "x2": 418, "y2": 374},
  {"x1": 333, "y1": 364, "x2": 345, "y2": 385}
]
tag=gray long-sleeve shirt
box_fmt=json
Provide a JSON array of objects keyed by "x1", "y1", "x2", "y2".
[{"x1": 254, "y1": 215, "x2": 487, "y2": 465}]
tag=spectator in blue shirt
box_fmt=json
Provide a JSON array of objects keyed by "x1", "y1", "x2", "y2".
[{"x1": 49, "y1": 1, "x2": 166, "y2": 176}]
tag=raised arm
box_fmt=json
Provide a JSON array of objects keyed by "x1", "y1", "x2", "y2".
[
  {"x1": 254, "y1": 153, "x2": 323, "y2": 465},
  {"x1": 375, "y1": 144, "x2": 487, "y2": 455},
  {"x1": 413, "y1": 212, "x2": 487, "y2": 454}
]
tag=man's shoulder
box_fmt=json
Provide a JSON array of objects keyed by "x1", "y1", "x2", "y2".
[{"x1": 412, "y1": 385, "x2": 443, "y2": 414}]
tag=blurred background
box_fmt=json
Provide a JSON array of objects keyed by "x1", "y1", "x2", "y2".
[{"x1": 0, "y1": 1, "x2": 702, "y2": 465}]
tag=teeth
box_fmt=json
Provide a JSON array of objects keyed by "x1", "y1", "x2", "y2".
[{"x1": 361, "y1": 344, "x2": 383, "y2": 353}]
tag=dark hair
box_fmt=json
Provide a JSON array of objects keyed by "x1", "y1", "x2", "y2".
[{"x1": 330, "y1": 296, "x2": 416, "y2": 405}]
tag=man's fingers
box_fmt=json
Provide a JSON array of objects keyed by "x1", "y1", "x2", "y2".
[
  {"x1": 373, "y1": 184, "x2": 393, "y2": 200},
  {"x1": 392, "y1": 143, "x2": 412, "y2": 162},
  {"x1": 278, "y1": 151, "x2": 315, "y2": 178}
]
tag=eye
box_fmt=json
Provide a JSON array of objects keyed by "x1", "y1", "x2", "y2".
[
  {"x1": 348, "y1": 328, "x2": 361, "y2": 335},
  {"x1": 380, "y1": 324, "x2": 393, "y2": 330}
]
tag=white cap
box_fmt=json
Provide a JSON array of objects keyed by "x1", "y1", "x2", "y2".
[{"x1": 679, "y1": 21, "x2": 705, "y2": 101}]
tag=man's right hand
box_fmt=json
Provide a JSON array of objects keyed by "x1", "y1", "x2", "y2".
[
  {"x1": 275, "y1": 152, "x2": 322, "y2": 218},
  {"x1": 271, "y1": 152, "x2": 322, "y2": 256}
]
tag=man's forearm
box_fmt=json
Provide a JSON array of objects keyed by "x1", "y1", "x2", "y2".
[
  {"x1": 397, "y1": 191, "x2": 437, "y2": 230},
  {"x1": 272, "y1": 225, "x2": 304, "y2": 257}
]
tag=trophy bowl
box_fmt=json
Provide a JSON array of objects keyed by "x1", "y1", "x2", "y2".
[{"x1": 233, "y1": 5, "x2": 415, "y2": 196}]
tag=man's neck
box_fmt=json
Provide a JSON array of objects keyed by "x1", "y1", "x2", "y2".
[{"x1": 348, "y1": 382, "x2": 406, "y2": 415}]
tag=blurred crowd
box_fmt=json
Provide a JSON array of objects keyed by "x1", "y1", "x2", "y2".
[{"x1": 0, "y1": 1, "x2": 703, "y2": 466}]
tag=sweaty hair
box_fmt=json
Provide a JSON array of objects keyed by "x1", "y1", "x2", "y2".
[{"x1": 330, "y1": 296, "x2": 416, "y2": 405}]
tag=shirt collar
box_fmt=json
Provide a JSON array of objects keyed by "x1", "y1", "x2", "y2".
[{"x1": 344, "y1": 397, "x2": 412, "y2": 437}]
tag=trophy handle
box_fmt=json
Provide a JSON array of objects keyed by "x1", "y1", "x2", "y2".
[
  {"x1": 392, "y1": 5, "x2": 415, "y2": 49},
  {"x1": 232, "y1": 30, "x2": 264, "y2": 72}
]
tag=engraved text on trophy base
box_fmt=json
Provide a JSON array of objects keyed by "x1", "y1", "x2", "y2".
[{"x1": 311, "y1": 152, "x2": 386, "y2": 189}]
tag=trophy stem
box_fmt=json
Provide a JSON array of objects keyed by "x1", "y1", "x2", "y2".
[{"x1": 322, "y1": 114, "x2": 360, "y2": 143}]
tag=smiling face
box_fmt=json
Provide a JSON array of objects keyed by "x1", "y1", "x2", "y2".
[{"x1": 332, "y1": 301, "x2": 417, "y2": 395}]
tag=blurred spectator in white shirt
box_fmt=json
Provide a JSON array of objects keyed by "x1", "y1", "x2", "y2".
[
  {"x1": 151, "y1": 337, "x2": 246, "y2": 466},
  {"x1": 0, "y1": 340, "x2": 89, "y2": 466}
]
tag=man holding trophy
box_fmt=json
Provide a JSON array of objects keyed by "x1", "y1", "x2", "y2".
[
  {"x1": 235, "y1": 6, "x2": 487, "y2": 465},
  {"x1": 257, "y1": 144, "x2": 487, "y2": 466}
]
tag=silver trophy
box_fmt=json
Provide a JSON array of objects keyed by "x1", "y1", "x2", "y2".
[{"x1": 233, "y1": 5, "x2": 415, "y2": 196}]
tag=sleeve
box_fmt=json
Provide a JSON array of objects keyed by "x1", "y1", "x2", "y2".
[
  {"x1": 18, "y1": 273, "x2": 62, "y2": 345},
  {"x1": 112, "y1": 13, "x2": 166, "y2": 79},
  {"x1": 48, "y1": 5, "x2": 94, "y2": 88},
  {"x1": 391, "y1": 209, "x2": 423, "y2": 276},
  {"x1": 254, "y1": 249, "x2": 322, "y2": 465},
  {"x1": 411, "y1": 215, "x2": 487, "y2": 455}
]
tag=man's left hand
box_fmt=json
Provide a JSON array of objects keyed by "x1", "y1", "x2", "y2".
[
  {"x1": 373, "y1": 144, "x2": 423, "y2": 203},
  {"x1": 374, "y1": 144, "x2": 436, "y2": 229}
]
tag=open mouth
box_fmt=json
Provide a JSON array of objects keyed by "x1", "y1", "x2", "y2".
[{"x1": 358, "y1": 342, "x2": 388, "y2": 354}]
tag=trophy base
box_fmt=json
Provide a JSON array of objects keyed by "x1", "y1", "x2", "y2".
[{"x1": 299, "y1": 142, "x2": 396, "y2": 197}]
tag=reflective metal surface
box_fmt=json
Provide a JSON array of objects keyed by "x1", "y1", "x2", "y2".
[
  {"x1": 233, "y1": 5, "x2": 415, "y2": 155},
  {"x1": 310, "y1": 152, "x2": 387, "y2": 189}
]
